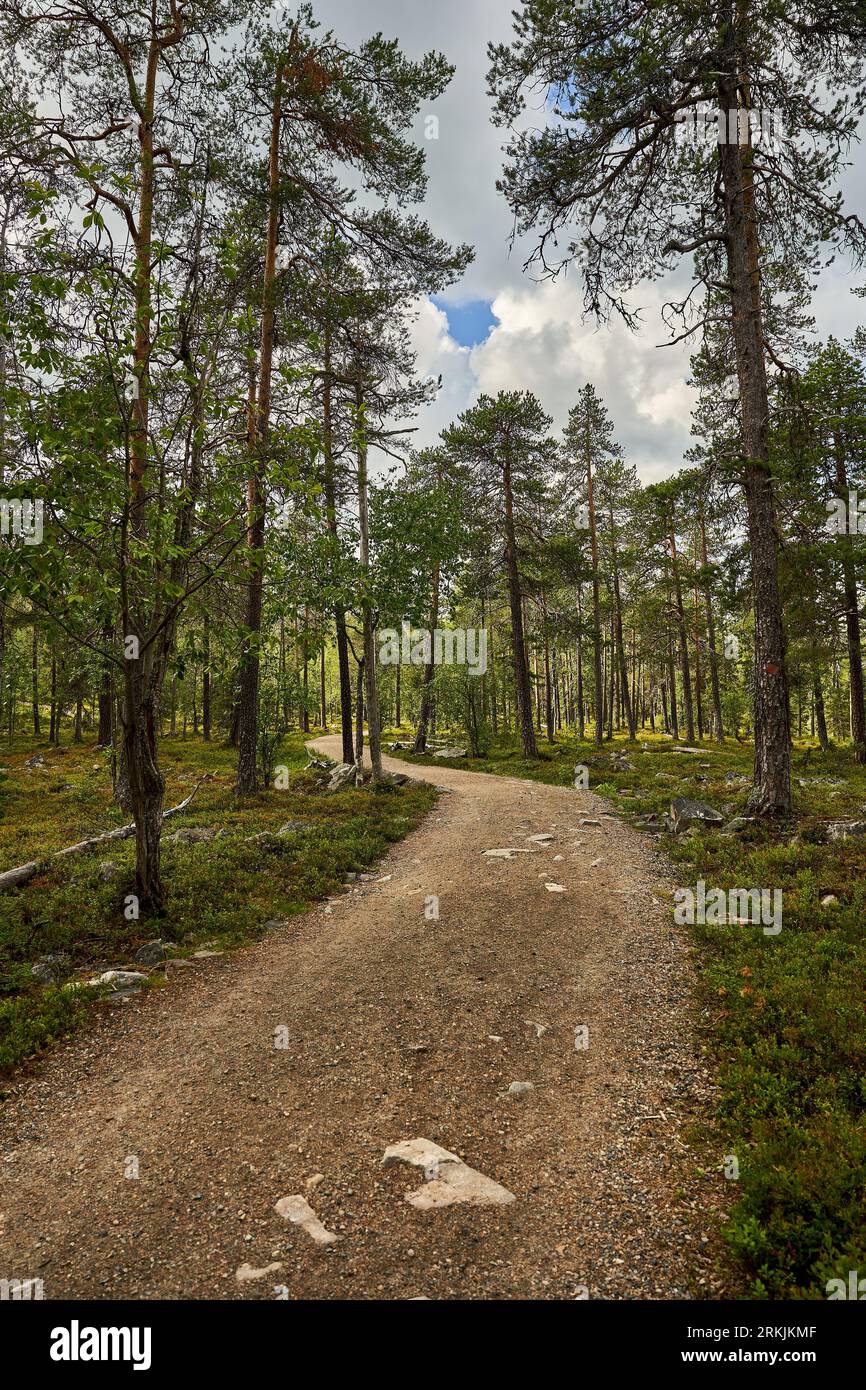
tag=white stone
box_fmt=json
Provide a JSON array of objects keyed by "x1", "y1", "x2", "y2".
[
  {"x1": 235, "y1": 1261, "x2": 283, "y2": 1282},
  {"x1": 382, "y1": 1138, "x2": 515, "y2": 1209},
  {"x1": 87, "y1": 970, "x2": 148, "y2": 989},
  {"x1": 274, "y1": 1194, "x2": 339, "y2": 1245}
]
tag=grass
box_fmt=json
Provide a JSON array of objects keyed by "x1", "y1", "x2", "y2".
[
  {"x1": 0, "y1": 730, "x2": 436, "y2": 1076},
  {"x1": 384, "y1": 724, "x2": 866, "y2": 1301}
]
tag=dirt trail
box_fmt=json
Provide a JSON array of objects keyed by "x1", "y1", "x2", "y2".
[{"x1": 0, "y1": 738, "x2": 722, "y2": 1299}]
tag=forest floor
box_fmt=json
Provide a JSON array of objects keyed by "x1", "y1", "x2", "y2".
[{"x1": 0, "y1": 735, "x2": 726, "y2": 1300}]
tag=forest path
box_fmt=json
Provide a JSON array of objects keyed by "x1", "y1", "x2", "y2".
[{"x1": 0, "y1": 736, "x2": 721, "y2": 1299}]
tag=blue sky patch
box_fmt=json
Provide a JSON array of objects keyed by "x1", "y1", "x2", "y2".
[{"x1": 432, "y1": 296, "x2": 499, "y2": 347}]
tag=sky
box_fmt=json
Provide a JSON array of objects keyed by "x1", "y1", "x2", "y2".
[{"x1": 309, "y1": 0, "x2": 866, "y2": 483}]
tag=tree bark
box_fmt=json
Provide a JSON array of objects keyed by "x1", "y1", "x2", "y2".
[
  {"x1": 237, "y1": 61, "x2": 285, "y2": 794},
  {"x1": 503, "y1": 448, "x2": 538, "y2": 758},
  {"x1": 355, "y1": 382, "x2": 383, "y2": 782},
  {"x1": 717, "y1": 54, "x2": 791, "y2": 812},
  {"x1": 668, "y1": 520, "x2": 695, "y2": 742},
  {"x1": 700, "y1": 512, "x2": 725, "y2": 742}
]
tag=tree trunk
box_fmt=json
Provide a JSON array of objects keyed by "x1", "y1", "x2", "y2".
[
  {"x1": 669, "y1": 520, "x2": 695, "y2": 742},
  {"x1": 202, "y1": 613, "x2": 211, "y2": 742},
  {"x1": 608, "y1": 503, "x2": 636, "y2": 739},
  {"x1": 503, "y1": 451, "x2": 538, "y2": 758},
  {"x1": 832, "y1": 433, "x2": 866, "y2": 762},
  {"x1": 238, "y1": 58, "x2": 288, "y2": 792},
  {"x1": 586, "y1": 439, "x2": 604, "y2": 746},
  {"x1": 576, "y1": 584, "x2": 585, "y2": 740},
  {"x1": 355, "y1": 382, "x2": 383, "y2": 782},
  {"x1": 717, "y1": 58, "x2": 791, "y2": 812},
  {"x1": 813, "y1": 670, "x2": 830, "y2": 752},
  {"x1": 699, "y1": 514, "x2": 725, "y2": 742},
  {"x1": 354, "y1": 659, "x2": 365, "y2": 766},
  {"x1": 31, "y1": 624, "x2": 40, "y2": 736}
]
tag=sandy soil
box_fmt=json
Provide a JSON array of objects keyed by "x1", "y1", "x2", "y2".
[{"x1": 0, "y1": 737, "x2": 725, "y2": 1300}]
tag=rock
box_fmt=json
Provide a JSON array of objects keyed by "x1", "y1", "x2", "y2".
[
  {"x1": 305, "y1": 1173, "x2": 325, "y2": 1191},
  {"x1": 163, "y1": 826, "x2": 215, "y2": 845},
  {"x1": 544, "y1": 882, "x2": 565, "y2": 892},
  {"x1": 274, "y1": 1194, "x2": 339, "y2": 1245},
  {"x1": 388, "y1": 741, "x2": 413, "y2": 751},
  {"x1": 88, "y1": 970, "x2": 148, "y2": 991},
  {"x1": 432, "y1": 747, "x2": 467, "y2": 759},
  {"x1": 580, "y1": 818, "x2": 602, "y2": 826},
  {"x1": 506, "y1": 1081, "x2": 535, "y2": 1096},
  {"x1": 674, "y1": 746, "x2": 703, "y2": 755},
  {"x1": 235, "y1": 1262, "x2": 283, "y2": 1283},
  {"x1": 526, "y1": 833, "x2": 554, "y2": 844},
  {"x1": 382, "y1": 1138, "x2": 515, "y2": 1209},
  {"x1": 481, "y1": 848, "x2": 530, "y2": 859},
  {"x1": 99, "y1": 860, "x2": 118, "y2": 882},
  {"x1": 720, "y1": 817, "x2": 755, "y2": 836},
  {"x1": 133, "y1": 940, "x2": 166, "y2": 966},
  {"x1": 724, "y1": 772, "x2": 750, "y2": 785},
  {"x1": 48, "y1": 783, "x2": 74, "y2": 793},
  {"x1": 827, "y1": 820, "x2": 866, "y2": 842},
  {"x1": 262, "y1": 919, "x2": 289, "y2": 932},
  {"x1": 244, "y1": 832, "x2": 284, "y2": 850},
  {"x1": 31, "y1": 952, "x2": 72, "y2": 985},
  {"x1": 24, "y1": 754, "x2": 45, "y2": 767},
  {"x1": 326, "y1": 763, "x2": 357, "y2": 793},
  {"x1": 670, "y1": 797, "x2": 724, "y2": 830},
  {"x1": 821, "y1": 894, "x2": 839, "y2": 908},
  {"x1": 277, "y1": 820, "x2": 311, "y2": 835},
  {"x1": 192, "y1": 949, "x2": 222, "y2": 958}
]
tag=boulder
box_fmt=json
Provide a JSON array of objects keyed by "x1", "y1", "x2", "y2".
[
  {"x1": 31, "y1": 952, "x2": 72, "y2": 985},
  {"x1": 827, "y1": 820, "x2": 866, "y2": 842},
  {"x1": 720, "y1": 817, "x2": 755, "y2": 837},
  {"x1": 134, "y1": 940, "x2": 166, "y2": 967},
  {"x1": 432, "y1": 746, "x2": 467, "y2": 759},
  {"x1": 88, "y1": 970, "x2": 148, "y2": 992},
  {"x1": 670, "y1": 797, "x2": 724, "y2": 830}
]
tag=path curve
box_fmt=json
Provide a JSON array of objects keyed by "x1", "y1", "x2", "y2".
[{"x1": 0, "y1": 737, "x2": 722, "y2": 1299}]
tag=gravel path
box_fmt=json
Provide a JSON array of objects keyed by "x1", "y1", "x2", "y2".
[{"x1": 0, "y1": 738, "x2": 724, "y2": 1299}]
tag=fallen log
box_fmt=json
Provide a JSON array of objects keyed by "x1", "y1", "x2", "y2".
[{"x1": 0, "y1": 775, "x2": 213, "y2": 892}]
